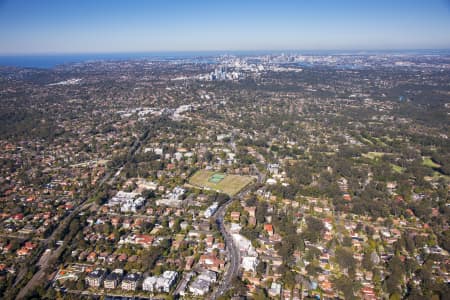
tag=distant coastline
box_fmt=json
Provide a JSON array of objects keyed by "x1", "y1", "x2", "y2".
[{"x1": 0, "y1": 49, "x2": 449, "y2": 69}]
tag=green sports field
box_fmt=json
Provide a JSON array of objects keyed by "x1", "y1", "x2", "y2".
[{"x1": 189, "y1": 170, "x2": 254, "y2": 196}]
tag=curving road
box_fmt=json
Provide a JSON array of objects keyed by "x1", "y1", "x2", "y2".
[
  {"x1": 210, "y1": 198, "x2": 240, "y2": 299},
  {"x1": 210, "y1": 138, "x2": 265, "y2": 299},
  {"x1": 210, "y1": 186, "x2": 253, "y2": 300}
]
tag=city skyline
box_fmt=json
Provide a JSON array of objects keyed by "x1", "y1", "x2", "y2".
[{"x1": 1, "y1": 0, "x2": 450, "y2": 54}]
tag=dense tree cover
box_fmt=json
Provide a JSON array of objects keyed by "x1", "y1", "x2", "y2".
[
  {"x1": 335, "y1": 247, "x2": 356, "y2": 273},
  {"x1": 302, "y1": 217, "x2": 325, "y2": 243},
  {"x1": 384, "y1": 255, "x2": 405, "y2": 296},
  {"x1": 333, "y1": 275, "x2": 360, "y2": 300},
  {"x1": 0, "y1": 110, "x2": 64, "y2": 140},
  {"x1": 1, "y1": 57, "x2": 449, "y2": 299}
]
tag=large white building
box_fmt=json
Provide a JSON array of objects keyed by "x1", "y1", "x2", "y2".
[
  {"x1": 197, "y1": 270, "x2": 217, "y2": 283},
  {"x1": 204, "y1": 202, "x2": 219, "y2": 218},
  {"x1": 189, "y1": 278, "x2": 210, "y2": 296},
  {"x1": 269, "y1": 282, "x2": 282, "y2": 297},
  {"x1": 170, "y1": 186, "x2": 185, "y2": 201},
  {"x1": 231, "y1": 233, "x2": 257, "y2": 256},
  {"x1": 142, "y1": 271, "x2": 178, "y2": 293},
  {"x1": 121, "y1": 273, "x2": 141, "y2": 291},
  {"x1": 242, "y1": 256, "x2": 258, "y2": 273},
  {"x1": 104, "y1": 270, "x2": 122, "y2": 289},
  {"x1": 156, "y1": 186, "x2": 186, "y2": 207},
  {"x1": 267, "y1": 163, "x2": 280, "y2": 174},
  {"x1": 108, "y1": 191, "x2": 145, "y2": 213},
  {"x1": 189, "y1": 270, "x2": 217, "y2": 296},
  {"x1": 85, "y1": 269, "x2": 106, "y2": 288}
]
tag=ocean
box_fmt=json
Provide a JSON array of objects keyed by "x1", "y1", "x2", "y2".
[
  {"x1": 0, "y1": 49, "x2": 448, "y2": 69},
  {"x1": 0, "y1": 51, "x2": 229, "y2": 69},
  {"x1": 0, "y1": 51, "x2": 281, "y2": 69}
]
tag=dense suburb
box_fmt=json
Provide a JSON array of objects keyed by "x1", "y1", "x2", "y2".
[{"x1": 0, "y1": 54, "x2": 449, "y2": 300}]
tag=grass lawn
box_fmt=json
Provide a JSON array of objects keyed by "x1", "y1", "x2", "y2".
[
  {"x1": 360, "y1": 137, "x2": 374, "y2": 145},
  {"x1": 189, "y1": 170, "x2": 254, "y2": 196},
  {"x1": 372, "y1": 137, "x2": 388, "y2": 147},
  {"x1": 391, "y1": 164, "x2": 405, "y2": 173},
  {"x1": 422, "y1": 156, "x2": 441, "y2": 168},
  {"x1": 432, "y1": 171, "x2": 450, "y2": 180},
  {"x1": 362, "y1": 152, "x2": 386, "y2": 160}
]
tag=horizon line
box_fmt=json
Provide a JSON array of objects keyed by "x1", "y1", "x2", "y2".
[{"x1": 1, "y1": 48, "x2": 450, "y2": 56}]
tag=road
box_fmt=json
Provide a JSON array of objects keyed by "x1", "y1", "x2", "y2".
[
  {"x1": 16, "y1": 202, "x2": 92, "y2": 299},
  {"x1": 252, "y1": 163, "x2": 266, "y2": 185},
  {"x1": 208, "y1": 137, "x2": 264, "y2": 299},
  {"x1": 66, "y1": 289, "x2": 162, "y2": 299},
  {"x1": 0, "y1": 233, "x2": 39, "y2": 241},
  {"x1": 210, "y1": 187, "x2": 253, "y2": 300},
  {"x1": 210, "y1": 198, "x2": 240, "y2": 299}
]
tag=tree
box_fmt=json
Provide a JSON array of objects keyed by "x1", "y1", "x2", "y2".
[
  {"x1": 246, "y1": 195, "x2": 257, "y2": 207},
  {"x1": 231, "y1": 276, "x2": 248, "y2": 296},
  {"x1": 253, "y1": 288, "x2": 269, "y2": 300},
  {"x1": 205, "y1": 151, "x2": 213, "y2": 162},
  {"x1": 76, "y1": 279, "x2": 86, "y2": 290},
  {"x1": 362, "y1": 251, "x2": 374, "y2": 271},
  {"x1": 256, "y1": 201, "x2": 268, "y2": 224},
  {"x1": 438, "y1": 229, "x2": 450, "y2": 252},
  {"x1": 305, "y1": 262, "x2": 322, "y2": 277},
  {"x1": 69, "y1": 218, "x2": 81, "y2": 235},
  {"x1": 256, "y1": 261, "x2": 266, "y2": 276},
  {"x1": 142, "y1": 189, "x2": 155, "y2": 199},
  {"x1": 283, "y1": 270, "x2": 296, "y2": 289},
  {"x1": 384, "y1": 256, "x2": 405, "y2": 295},
  {"x1": 389, "y1": 292, "x2": 401, "y2": 300},
  {"x1": 335, "y1": 247, "x2": 356, "y2": 272},
  {"x1": 303, "y1": 216, "x2": 324, "y2": 243},
  {"x1": 333, "y1": 275, "x2": 358, "y2": 300},
  {"x1": 275, "y1": 241, "x2": 295, "y2": 263},
  {"x1": 343, "y1": 235, "x2": 353, "y2": 247}
]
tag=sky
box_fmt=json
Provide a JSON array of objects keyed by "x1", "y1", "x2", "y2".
[{"x1": 0, "y1": 0, "x2": 450, "y2": 54}]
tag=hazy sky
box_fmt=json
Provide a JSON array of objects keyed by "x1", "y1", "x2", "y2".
[{"x1": 1, "y1": 0, "x2": 450, "y2": 54}]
